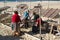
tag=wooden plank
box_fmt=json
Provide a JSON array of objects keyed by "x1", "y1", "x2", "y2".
[
  {"x1": 25, "y1": 33, "x2": 40, "y2": 40},
  {"x1": 42, "y1": 8, "x2": 50, "y2": 16},
  {"x1": 48, "y1": 9, "x2": 58, "y2": 18},
  {"x1": 50, "y1": 9, "x2": 59, "y2": 18},
  {"x1": 50, "y1": 24, "x2": 54, "y2": 34},
  {"x1": 43, "y1": 8, "x2": 53, "y2": 17},
  {"x1": 0, "y1": 6, "x2": 10, "y2": 11},
  {"x1": 0, "y1": 13, "x2": 10, "y2": 20},
  {"x1": 41, "y1": 9, "x2": 46, "y2": 16},
  {"x1": 45, "y1": 8, "x2": 54, "y2": 17},
  {"x1": 48, "y1": 22, "x2": 60, "y2": 26}
]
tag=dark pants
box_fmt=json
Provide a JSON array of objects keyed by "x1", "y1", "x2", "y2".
[
  {"x1": 11, "y1": 22, "x2": 20, "y2": 33},
  {"x1": 24, "y1": 18, "x2": 29, "y2": 28},
  {"x1": 32, "y1": 26, "x2": 39, "y2": 33}
]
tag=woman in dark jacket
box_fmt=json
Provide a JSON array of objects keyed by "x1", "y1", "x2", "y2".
[{"x1": 32, "y1": 12, "x2": 42, "y2": 33}]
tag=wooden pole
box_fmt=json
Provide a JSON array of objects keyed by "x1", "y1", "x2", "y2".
[
  {"x1": 50, "y1": 24, "x2": 54, "y2": 34},
  {"x1": 4, "y1": 0, "x2": 6, "y2": 12},
  {"x1": 38, "y1": 3, "x2": 42, "y2": 40},
  {"x1": 48, "y1": 1, "x2": 49, "y2": 9}
]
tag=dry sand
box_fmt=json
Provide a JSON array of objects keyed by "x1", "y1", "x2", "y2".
[
  {"x1": 0, "y1": 1, "x2": 60, "y2": 40},
  {"x1": 0, "y1": 1, "x2": 60, "y2": 9}
]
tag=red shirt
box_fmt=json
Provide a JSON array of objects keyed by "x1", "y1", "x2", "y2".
[
  {"x1": 35, "y1": 18, "x2": 42, "y2": 26},
  {"x1": 11, "y1": 14, "x2": 21, "y2": 23}
]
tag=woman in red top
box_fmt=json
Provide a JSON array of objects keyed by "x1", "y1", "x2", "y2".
[
  {"x1": 11, "y1": 11, "x2": 21, "y2": 36},
  {"x1": 12, "y1": 11, "x2": 21, "y2": 23}
]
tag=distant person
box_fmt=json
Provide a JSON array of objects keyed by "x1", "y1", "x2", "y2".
[{"x1": 11, "y1": 11, "x2": 21, "y2": 36}]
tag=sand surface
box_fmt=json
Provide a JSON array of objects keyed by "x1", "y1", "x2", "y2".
[{"x1": 0, "y1": 1, "x2": 60, "y2": 9}]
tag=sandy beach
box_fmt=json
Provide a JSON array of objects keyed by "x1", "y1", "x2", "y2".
[
  {"x1": 0, "y1": 1, "x2": 60, "y2": 9},
  {"x1": 0, "y1": 1, "x2": 60, "y2": 40}
]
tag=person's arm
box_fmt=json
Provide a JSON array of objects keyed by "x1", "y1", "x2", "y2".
[{"x1": 17, "y1": 16, "x2": 22, "y2": 24}]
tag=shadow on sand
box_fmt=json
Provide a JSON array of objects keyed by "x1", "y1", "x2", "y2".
[{"x1": 0, "y1": 35, "x2": 23, "y2": 40}]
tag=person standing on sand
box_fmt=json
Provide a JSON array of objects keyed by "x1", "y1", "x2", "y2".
[
  {"x1": 23, "y1": 10, "x2": 29, "y2": 28},
  {"x1": 11, "y1": 11, "x2": 21, "y2": 36},
  {"x1": 32, "y1": 12, "x2": 42, "y2": 33}
]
